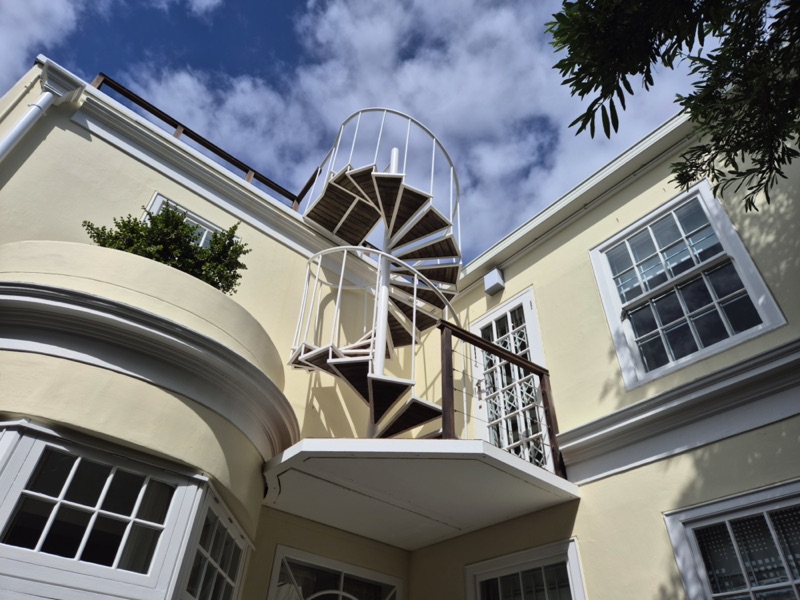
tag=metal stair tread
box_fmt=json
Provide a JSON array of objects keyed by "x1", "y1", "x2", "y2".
[{"x1": 378, "y1": 397, "x2": 442, "y2": 439}]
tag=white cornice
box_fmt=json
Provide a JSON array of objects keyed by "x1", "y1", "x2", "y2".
[
  {"x1": 32, "y1": 55, "x2": 334, "y2": 259},
  {"x1": 558, "y1": 340, "x2": 800, "y2": 483},
  {"x1": 0, "y1": 282, "x2": 300, "y2": 460},
  {"x1": 38, "y1": 57, "x2": 84, "y2": 105}
]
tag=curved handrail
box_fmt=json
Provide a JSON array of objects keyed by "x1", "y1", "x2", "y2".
[
  {"x1": 305, "y1": 245, "x2": 461, "y2": 328},
  {"x1": 334, "y1": 107, "x2": 461, "y2": 199}
]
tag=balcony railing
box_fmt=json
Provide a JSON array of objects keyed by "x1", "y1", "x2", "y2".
[{"x1": 437, "y1": 320, "x2": 567, "y2": 478}]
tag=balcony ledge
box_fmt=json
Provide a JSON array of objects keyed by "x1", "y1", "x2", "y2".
[
  {"x1": 0, "y1": 240, "x2": 299, "y2": 459},
  {"x1": 263, "y1": 438, "x2": 580, "y2": 551}
]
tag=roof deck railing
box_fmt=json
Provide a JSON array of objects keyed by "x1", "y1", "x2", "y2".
[{"x1": 91, "y1": 73, "x2": 299, "y2": 209}]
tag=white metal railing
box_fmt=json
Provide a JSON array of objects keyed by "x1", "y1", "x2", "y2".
[
  {"x1": 300, "y1": 109, "x2": 462, "y2": 257},
  {"x1": 290, "y1": 246, "x2": 461, "y2": 386}
]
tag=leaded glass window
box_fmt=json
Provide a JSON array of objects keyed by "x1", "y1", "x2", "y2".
[
  {"x1": 478, "y1": 302, "x2": 550, "y2": 469},
  {"x1": 694, "y1": 506, "x2": 800, "y2": 599}
]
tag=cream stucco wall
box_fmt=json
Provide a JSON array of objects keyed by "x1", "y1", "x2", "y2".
[
  {"x1": 452, "y1": 155, "x2": 800, "y2": 432},
  {"x1": 407, "y1": 413, "x2": 800, "y2": 599},
  {"x1": 0, "y1": 78, "x2": 375, "y2": 442},
  {"x1": 0, "y1": 351, "x2": 264, "y2": 537}
]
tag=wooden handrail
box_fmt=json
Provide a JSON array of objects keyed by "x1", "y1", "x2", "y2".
[{"x1": 437, "y1": 319, "x2": 567, "y2": 478}]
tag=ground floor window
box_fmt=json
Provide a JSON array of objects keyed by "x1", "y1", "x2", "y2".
[
  {"x1": 0, "y1": 421, "x2": 246, "y2": 600},
  {"x1": 268, "y1": 547, "x2": 401, "y2": 600},
  {"x1": 465, "y1": 540, "x2": 586, "y2": 600},
  {"x1": 665, "y1": 480, "x2": 800, "y2": 600},
  {"x1": 182, "y1": 494, "x2": 249, "y2": 600}
]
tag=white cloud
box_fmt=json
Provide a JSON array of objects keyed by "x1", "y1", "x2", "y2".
[
  {"x1": 0, "y1": 0, "x2": 693, "y2": 261},
  {"x1": 127, "y1": 0, "x2": 695, "y2": 260},
  {"x1": 0, "y1": 0, "x2": 86, "y2": 91},
  {"x1": 146, "y1": 0, "x2": 223, "y2": 16}
]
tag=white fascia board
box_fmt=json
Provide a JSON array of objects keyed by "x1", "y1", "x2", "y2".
[
  {"x1": 264, "y1": 437, "x2": 579, "y2": 497},
  {"x1": 459, "y1": 114, "x2": 694, "y2": 292},
  {"x1": 35, "y1": 56, "x2": 335, "y2": 259}
]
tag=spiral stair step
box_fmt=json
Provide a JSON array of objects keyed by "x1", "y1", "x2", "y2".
[
  {"x1": 328, "y1": 358, "x2": 371, "y2": 404},
  {"x1": 395, "y1": 235, "x2": 460, "y2": 261},
  {"x1": 346, "y1": 165, "x2": 380, "y2": 208},
  {"x1": 389, "y1": 185, "x2": 430, "y2": 237},
  {"x1": 392, "y1": 281, "x2": 455, "y2": 310},
  {"x1": 368, "y1": 374, "x2": 414, "y2": 423},
  {"x1": 390, "y1": 205, "x2": 450, "y2": 251},
  {"x1": 414, "y1": 264, "x2": 460, "y2": 285},
  {"x1": 389, "y1": 298, "x2": 438, "y2": 332},
  {"x1": 378, "y1": 398, "x2": 442, "y2": 438},
  {"x1": 299, "y1": 345, "x2": 343, "y2": 375},
  {"x1": 374, "y1": 173, "x2": 404, "y2": 226},
  {"x1": 288, "y1": 342, "x2": 317, "y2": 371}
]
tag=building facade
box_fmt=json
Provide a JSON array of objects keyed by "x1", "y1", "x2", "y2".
[{"x1": 0, "y1": 56, "x2": 797, "y2": 599}]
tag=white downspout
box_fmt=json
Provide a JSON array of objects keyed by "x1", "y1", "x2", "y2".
[{"x1": 0, "y1": 90, "x2": 55, "y2": 165}]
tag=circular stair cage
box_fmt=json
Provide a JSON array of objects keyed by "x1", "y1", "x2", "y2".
[{"x1": 291, "y1": 109, "x2": 462, "y2": 439}]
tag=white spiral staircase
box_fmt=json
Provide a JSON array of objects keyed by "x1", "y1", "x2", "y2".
[{"x1": 289, "y1": 109, "x2": 461, "y2": 438}]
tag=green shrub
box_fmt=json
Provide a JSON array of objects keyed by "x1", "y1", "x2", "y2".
[{"x1": 82, "y1": 204, "x2": 251, "y2": 295}]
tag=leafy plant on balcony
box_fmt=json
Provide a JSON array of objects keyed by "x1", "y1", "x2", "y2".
[{"x1": 82, "y1": 203, "x2": 250, "y2": 295}]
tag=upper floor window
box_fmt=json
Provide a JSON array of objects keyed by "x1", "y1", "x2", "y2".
[
  {"x1": 590, "y1": 181, "x2": 784, "y2": 388},
  {"x1": 471, "y1": 290, "x2": 552, "y2": 470},
  {"x1": 147, "y1": 194, "x2": 222, "y2": 249}
]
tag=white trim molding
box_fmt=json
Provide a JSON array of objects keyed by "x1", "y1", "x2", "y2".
[
  {"x1": 0, "y1": 279, "x2": 299, "y2": 460},
  {"x1": 559, "y1": 339, "x2": 800, "y2": 484}
]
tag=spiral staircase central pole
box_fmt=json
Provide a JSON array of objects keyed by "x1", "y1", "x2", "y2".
[{"x1": 373, "y1": 147, "x2": 400, "y2": 376}]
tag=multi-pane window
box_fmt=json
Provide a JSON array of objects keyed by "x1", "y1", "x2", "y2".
[
  {"x1": 693, "y1": 506, "x2": 800, "y2": 598},
  {"x1": 465, "y1": 540, "x2": 586, "y2": 600},
  {"x1": 148, "y1": 194, "x2": 222, "y2": 249},
  {"x1": 2, "y1": 446, "x2": 175, "y2": 573},
  {"x1": 184, "y1": 500, "x2": 247, "y2": 600},
  {"x1": 0, "y1": 427, "x2": 210, "y2": 599},
  {"x1": 476, "y1": 299, "x2": 551, "y2": 469},
  {"x1": 269, "y1": 549, "x2": 400, "y2": 600},
  {"x1": 591, "y1": 182, "x2": 784, "y2": 387},
  {"x1": 666, "y1": 483, "x2": 800, "y2": 600},
  {"x1": 479, "y1": 561, "x2": 572, "y2": 600},
  {"x1": 605, "y1": 197, "x2": 762, "y2": 373}
]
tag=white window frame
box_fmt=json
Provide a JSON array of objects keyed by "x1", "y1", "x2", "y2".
[
  {"x1": 470, "y1": 289, "x2": 552, "y2": 470},
  {"x1": 266, "y1": 546, "x2": 403, "y2": 600},
  {"x1": 146, "y1": 193, "x2": 224, "y2": 249},
  {"x1": 590, "y1": 180, "x2": 784, "y2": 389},
  {"x1": 665, "y1": 479, "x2": 800, "y2": 600},
  {"x1": 177, "y1": 486, "x2": 252, "y2": 600},
  {"x1": 0, "y1": 423, "x2": 206, "y2": 600},
  {"x1": 464, "y1": 539, "x2": 587, "y2": 600}
]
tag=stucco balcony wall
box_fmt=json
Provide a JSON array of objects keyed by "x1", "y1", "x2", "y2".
[{"x1": 0, "y1": 241, "x2": 299, "y2": 534}]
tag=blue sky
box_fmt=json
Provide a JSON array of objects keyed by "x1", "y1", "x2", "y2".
[{"x1": 0, "y1": 0, "x2": 693, "y2": 261}]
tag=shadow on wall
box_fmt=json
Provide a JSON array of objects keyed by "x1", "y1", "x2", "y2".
[{"x1": 652, "y1": 415, "x2": 800, "y2": 599}]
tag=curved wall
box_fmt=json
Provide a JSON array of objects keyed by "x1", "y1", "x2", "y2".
[{"x1": 0, "y1": 240, "x2": 301, "y2": 534}]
